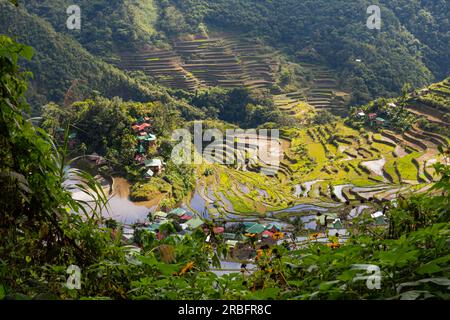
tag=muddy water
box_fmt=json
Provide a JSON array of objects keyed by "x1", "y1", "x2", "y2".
[
  {"x1": 103, "y1": 178, "x2": 160, "y2": 224},
  {"x1": 70, "y1": 176, "x2": 159, "y2": 225}
]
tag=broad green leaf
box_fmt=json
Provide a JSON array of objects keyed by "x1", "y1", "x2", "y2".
[
  {"x1": 0, "y1": 285, "x2": 5, "y2": 300},
  {"x1": 19, "y1": 45, "x2": 33, "y2": 61},
  {"x1": 399, "y1": 290, "x2": 425, "y2": 300},
  {"x1": 416, "y1": 262, "x2": 442, "y2": 275},
  {"x1": 248, "y1": 287, "x2": 280, "y2": 300}
]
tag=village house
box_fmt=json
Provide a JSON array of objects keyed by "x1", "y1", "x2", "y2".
[
  {"x1": 144, "y1": 158, "x2": 164, "y2": 175},
  {"x1": 387, "y1": 102, "x2": 397, "y2": 108},
  {"x1": 138, "y1": 133, "x2": 157, "y2": 147},
  {"x1": 152, "y1": 211, "x2": 168, "y2": 222},
  {"x1": 132, "y1": 122, "x2": 151, "y2": 133},
  {"x1": 357, "y1": 111, "x2": 366, "y2": 117},
  {"x1": 371, "y1": 211, "x2": 387, "y2": 225},
  {"x1": 375, "y1": 117, "x2": 386, "y2": 127}
]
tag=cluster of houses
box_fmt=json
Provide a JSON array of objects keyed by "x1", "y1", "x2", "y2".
[
  {"x1": 218, "y1": 222, "x2": 286, "y2": 249},
  {"x1": 356, "y1": 102, "x2": 405, "y2": 128},
  {"x1": 120, "y1": 206, "x2": 389, "y2": 262},
  {"x1": 130, "y1": 206, "x2": 289, "y2": 249},
  {"x1": 145, "y1": 208, "x2": 204, "y2": 239},
  {"x1": 131, "y1": 117, "x2": 164, "y2": 178},
  {"x1": 356, "y1": 110, "x2": 388, "y2": 127}
]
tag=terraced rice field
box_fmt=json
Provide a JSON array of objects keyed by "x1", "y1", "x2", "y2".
[
  {"x1": 186, "y1": 120, "x2": 446, "y2": 218},
  {"x1": 271, "y1": 63, "x2": 351, "y2": 117},
  {"x1": 117, "y1": 35, "x2": 278, "y2": 92},
  {"x1": 300, "y1": 64, "x2": 350, "y2": 113},
  {"x1": 118, "y1": 49, "x2": 200, "y2": 91},
  {"x1": 408, "y1": 78, "x2": 450, "y2": 127},
  {"x1": 273, "y1": 91, "x2": 315, "y2": 120},
  {"x1": 117, "y1": 35, "x2": 352, "y2": 117}
]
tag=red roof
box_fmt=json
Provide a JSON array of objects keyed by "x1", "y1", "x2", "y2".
[
  {"x1": 262, "y1": 230, "x2": 274, "y2": 238},
  {"x1": 133, "y1": 123, "x2": 151, "y2": 132},
  {"x1": 180, "y1": 214, "x2": 192, "y2": 221},
  {"x1": 368, "y1": 113, "x2": 377, "y2": 119},
  {"x1": 213, "y1": 227, "x2": 225, "y2": 234}
]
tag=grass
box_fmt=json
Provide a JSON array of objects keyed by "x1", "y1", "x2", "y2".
[{"x1": 396, "y1": 152, "x2": 421, "y2": 181}]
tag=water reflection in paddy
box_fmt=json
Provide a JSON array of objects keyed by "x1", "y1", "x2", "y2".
[
  {"x1": 238, "y1": 183, "x2": 250, "y2": 194},
  {"x1": 73, "y1": 175, "x2": 160, "y2": 224},
  {"x1": 333, "y1": 184, "x2": 353, "y2": 202},
  {"x1": 270, "y1": 204, "x2": 328, "y2": 215}
]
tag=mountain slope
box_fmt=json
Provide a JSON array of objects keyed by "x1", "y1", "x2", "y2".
[
  {"x1": 382, "y1": 0, "x2": 449, "y2": 80},
  {"x1": 1, "y1": 0, "x2": 448, "y2": 109},
  {"x1": 22, "y1": 0, "x2": 160, "y2": 57},
  {"x1": 0, "y1": 1, "x2": 168, "y2": 112},
  {"x1": 170, "y1": 0, "x2": 444, "y2": 102}
]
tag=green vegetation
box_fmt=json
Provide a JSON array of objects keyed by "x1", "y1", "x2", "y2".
[
  {"x1": 189, "y1": 87, "x2": 293, "y2": 128},
  {"x1": 40, "y1": 94, "x2": 197, "y2": 208},
  {"x1": 0, "y1": 1, "x2": 193, "y2": 114},
  {"x1": 23, "y1": 0, "x2": 160, "y2": 56},
  {"x1": 170, "y1": 0, "x2": 444, "y2": 104},
  {"x1": 2, "y1": 0, "x2": 447, "y2": 112},
  {"x1": 1, "y1": 41, "x2": 449, "y2": 297},
  {"x1": 1, "y1": 0, "x2": 450, "y2": 302}
]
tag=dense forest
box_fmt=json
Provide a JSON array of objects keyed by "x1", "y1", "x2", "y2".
[
  {"x1": 1, "y1": 0, "x2": 448, "y2": 108},
  {"x1": 0, "y1": 1, "x2": 182, "y2": 113},
  {"x1": 171, "y1": 0, "x2": 448, "y2": 101}
]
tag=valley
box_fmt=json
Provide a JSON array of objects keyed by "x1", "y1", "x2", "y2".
[{"x1": 1, "y1": 0, "x2": 449, "y2": 302}]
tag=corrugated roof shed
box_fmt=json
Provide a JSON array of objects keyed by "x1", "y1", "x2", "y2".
[
  {"x1": 170, "y1": 208, "x2": 187, "y2": 216},
  {"x1": 246, "y1": 224, "x2": 266, "y2": 234},
  {"x1": 186, "y1": 217, "x2": 204, "y2": 229}
]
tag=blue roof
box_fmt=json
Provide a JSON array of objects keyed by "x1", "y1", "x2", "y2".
[
  {"x1": 246, "y1": 224, "x2": 266, "y2": 234},
  {"x1": 243, "y1": 222, "x2": 256, "y2": 228},
  {"x1": 266, "y1": 223, "x2": 283, "y2": 231},
  {"x1": 148, "y1": 223, "x2": 160, "y2": 231},
  {"x1": 170, "y1": 208, "x2": 187, "y2": 216}
]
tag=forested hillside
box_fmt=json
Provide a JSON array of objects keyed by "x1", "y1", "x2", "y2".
[
  {"x1": 1, "y1": 0, "x2": 448, "y2": 109},
  {"x1": 1, "y1": 36, "x2": 449, "y2": 300},
  {"x1": 0, "y1": 1, "x2": 169, "y2": 112},
  {"x1": 22, "y1": 0, "x2": 161, "y2": 56},
  {"x1": 382, "y1": 0, "x2": 449, "y2": 80},
  {"x1": 171, "y1": 0, "x2": 447, "y2": 102}
]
